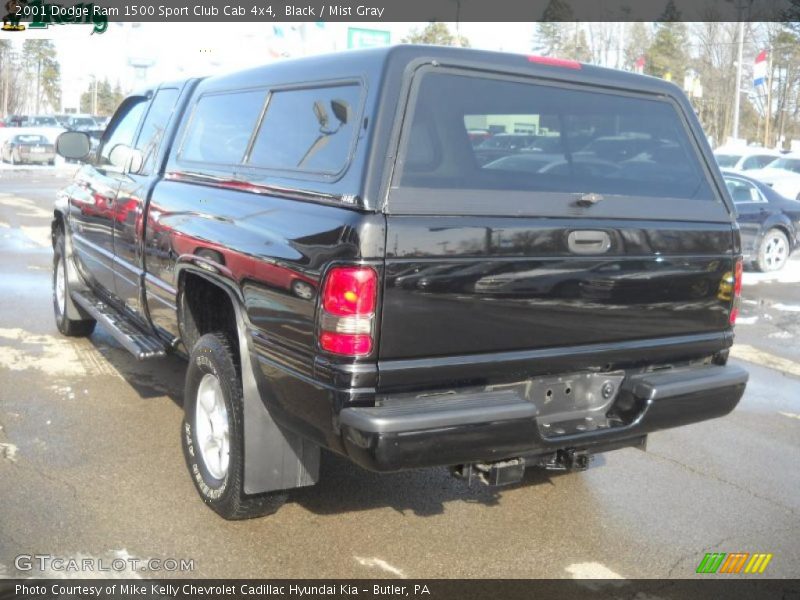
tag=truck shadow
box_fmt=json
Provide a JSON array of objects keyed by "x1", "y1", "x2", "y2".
[
  {"x1": 87, "y1": 329, "x2": 599, "y2": 519},
  {"x1": 90, "y1": 328, "x2": 186, "y2": 406},
  {"x1": 290, "y1": 450, "x2": 590, "y2": 518}
]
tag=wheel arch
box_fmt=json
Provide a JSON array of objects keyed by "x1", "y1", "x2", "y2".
[{"x1": 175, "y1": 264, "x2": 320, "y2": 494}]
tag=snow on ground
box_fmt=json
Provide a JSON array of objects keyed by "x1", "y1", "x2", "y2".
[{"x1": 742, "y1": 257, "x2": 800, "y2": 285}]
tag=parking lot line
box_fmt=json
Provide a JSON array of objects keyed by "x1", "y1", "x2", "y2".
[{"x1": 730, "y1": 344, "x2": 800, "y2": 378}]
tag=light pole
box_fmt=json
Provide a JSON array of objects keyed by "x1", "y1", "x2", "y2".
[{"x1": 732, "y1": 20, "x2": 744, "y2": 140}]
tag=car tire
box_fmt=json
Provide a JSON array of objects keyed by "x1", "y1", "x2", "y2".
[
  {"x1": 48, "y1": 159, "x2": 55, "y2": 166},
  {"x1": 182, "y1": 332, "x2": 287, "y2": 520},
  {"x1": 755, "y1": 229, "x2": 789, "y2": 272},
  {"x1": 53, "y1": 231, "x2": 96, "y2": 337}
]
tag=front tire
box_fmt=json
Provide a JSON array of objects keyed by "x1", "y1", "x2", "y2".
[
  {"x1": 53, "y1": 231, "x2": 96, "y2": 337},
  {"x1": 182, "y1": 333, "x2": 287, "y2": 520},
  {"x1": 756, "y1": 229, "x2": 789, "y2": 272}
]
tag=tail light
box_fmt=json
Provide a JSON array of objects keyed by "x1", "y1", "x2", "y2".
[
  {"x1": 318, "y1": 266, "x2": 377, "y2": 357},
  {"x1": 729, "y1": 258, "x2": 743, "y2": 325}
]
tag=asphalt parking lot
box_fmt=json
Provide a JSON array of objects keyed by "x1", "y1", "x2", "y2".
[{"x1": 0, "y1": 170, "x2": 798, "y2": 579}]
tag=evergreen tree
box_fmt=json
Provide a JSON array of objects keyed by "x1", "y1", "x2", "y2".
[
  {"x1": 624, "y1": 22, "x2": 652, "y2": 70},
  {"x1": 402, "y1": 22, "x2": 470, "y2": 48},
  {"x1": 80, "y1": 78, "x2": 125, "y2": 115},
  {"x1": 647, "y1": 1, "x2": 689, "y2": 81},
  {"x1": 22, "y1": 39, "x2": 60, "y2": 113}
]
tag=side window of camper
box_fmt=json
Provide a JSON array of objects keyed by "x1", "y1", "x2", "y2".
[
  {"x1": 248, "y1": 84, "x2": 361, "y2": 175},
  {"x1": 180, "y1": 90, "x2": 266, "y2": 165}
]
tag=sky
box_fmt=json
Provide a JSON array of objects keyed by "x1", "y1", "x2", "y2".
[{"x1": 6, "y1": 22, "x2": 537, "y2": 111}]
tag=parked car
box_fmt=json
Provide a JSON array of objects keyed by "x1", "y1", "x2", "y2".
[
  {"x1": 473, "y1": 133, "x2": 538, "y2": 164},
  {"x1": 1, "y1": 133, "x2": 55, "y2": 165},
  {"x1": 746, "y1": 154, "x2": 800, "y2": 201},
  {"x1": 467, "y1": 129, "x2": 492, "y2": 146},
  {"x1": 66, "y1": 115, "x2": 99, "y2": 132},
  {"x1": 723, "y1": 170, "x2": 800, "y2": 271},
  {"x1": 51, "y1": 46, "x2": 747, "y2": 520},
  {"x1": 27, "y1": 115, "x2": 61, "y2": 128},
  {"x1": 53, "y1": 114, "x2": 71, "y2": 128},
  {"x1": 6, "y1": 114, "x2": 27, "y2": 127},
  {"x1": 714, "y1": 147, "x2": 780, "y2": 173}
]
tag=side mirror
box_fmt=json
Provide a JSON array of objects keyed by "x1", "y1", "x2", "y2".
[
  {"x1": 108, "y1": 144, "x2": 144, "y2": 174},
  {"x1": 56, "y1": 131, "x2": 91, "y2": 160}
]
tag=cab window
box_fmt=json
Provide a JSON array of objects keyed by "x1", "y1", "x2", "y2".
[{"x1": 99, "y1": 99, "x2": 148, "y2": 167}]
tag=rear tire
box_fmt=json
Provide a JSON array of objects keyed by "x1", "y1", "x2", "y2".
[
  {"x1": 755, "y1": 229, "x2": 789, "y2": 272},
  {"x1": 182, "y1": 332, "x2": 287, "y2": 520},
  {"x1": 53, "y1": 231, "x2": 96, "y2": 337}
]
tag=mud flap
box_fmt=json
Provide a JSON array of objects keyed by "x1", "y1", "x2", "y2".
[{"x1": 234, "y1": 302, "x2": 320, "y2": 494}]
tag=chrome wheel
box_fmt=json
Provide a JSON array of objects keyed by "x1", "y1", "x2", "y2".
[
  {"x1": 763, "y1": 233, "x2": 788, "y2": 271},
  {"x1": 195, "y1": 373, "x2": 230, "y2": 480},
  {"x1": 55, "y1": 257, "x2": 66, "y2": 316}
]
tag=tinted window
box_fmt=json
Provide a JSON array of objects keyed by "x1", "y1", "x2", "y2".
[
  {"x1": 181, "y1": 90, "x2": 266, "y2": 165},
  {"x1": 100, "y1": 101, "x2": 147, "y2": 166},
  {"x1": 725, "y1": 178, "x2": 765, "y2": 204},
  {"x1": 248, "y1": 84, "x2": 360, "y2": 174},
  {"x1": 135, "y1": 88, "x2": 179, "y2": 175},
  {"x1": 741, "y1": 155, "x2": 775, "y2": 170},
  {"x1": 715, "y1": 154, "x2": 741, "y2": 168},
  {"x1": 770, "y1": 158, "x2": 800, "y2": 174},
  {"x1": 14, "y1": 135, "x2": 47, "y2": 144},
  {"x1": 398, "y1": 72, "x2": 713, "y2": 201}
]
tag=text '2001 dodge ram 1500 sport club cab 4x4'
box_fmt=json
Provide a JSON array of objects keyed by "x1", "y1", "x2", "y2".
[{"x1": 52, "y1": 46, "x2": 748, "y2": 520}]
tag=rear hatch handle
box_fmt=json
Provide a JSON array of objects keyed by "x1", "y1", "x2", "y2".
[{"x1": 567, "y1": 230, "x2": 611, "y2": 255}]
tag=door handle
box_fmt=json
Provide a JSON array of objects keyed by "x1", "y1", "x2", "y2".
[{"x1": 567, "y1": 230, "x2": 611, "y2": 255}]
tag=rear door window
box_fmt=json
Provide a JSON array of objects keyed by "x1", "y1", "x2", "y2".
[
  {"x1": 247, "y1": 84, "x2": 361, "y2": 175},
  {"x1": 389, "y1": 69, "x2": 726, "y2": 220}
]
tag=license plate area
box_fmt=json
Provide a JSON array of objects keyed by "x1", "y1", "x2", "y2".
[{"x1": 530, "y1": 371, "x2": 625, "y2": 438}]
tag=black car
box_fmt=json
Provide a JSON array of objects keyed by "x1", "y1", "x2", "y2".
[
  {"x1": 52, "y1": 46, "x2": 748, "y2": 520},
  {"x1": 723, "y1": 170, "x2": 800, "y2": 272}
]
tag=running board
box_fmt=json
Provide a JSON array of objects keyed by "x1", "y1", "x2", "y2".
[{"x1": 71, "y1": 290, "x2": 167, "y2": 360}]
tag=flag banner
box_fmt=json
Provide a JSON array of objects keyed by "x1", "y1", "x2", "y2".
[{"x1": 754, "y1": 49, "x2": 768, "y2": 91}]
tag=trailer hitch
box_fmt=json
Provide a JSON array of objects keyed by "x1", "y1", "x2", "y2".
[
  {"x1": 450, "y1": 458, "x2": 526, "y2": 487},
  {"x1": 538, "y1": 449, "x2": 592, "y2": 472}
]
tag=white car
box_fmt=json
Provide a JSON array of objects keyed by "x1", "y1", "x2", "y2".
[
  {"x1": 714, "y1": 147, "x2": 780, "y2": 173},
  {"x1": 747, "y1": 154, "x2": 800, "y2": 201}
]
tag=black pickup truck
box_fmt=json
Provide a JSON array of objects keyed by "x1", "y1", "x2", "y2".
[{"x1": 52, "y1": 45, "x2": 748, "y2": 520}]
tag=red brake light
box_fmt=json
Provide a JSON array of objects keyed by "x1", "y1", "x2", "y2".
[
  {"x1": 730, "y1": 258, "x2": 743, "y2": 325},
  {"x1": 322, "y1": 266, "x2": 377, "y2": 316},
  {"x1": 319, "y1": 266, "x2": 378, "y2": 357},
  {"x1": 527, "y1": 55, "x2": 582, "y2": 70}
]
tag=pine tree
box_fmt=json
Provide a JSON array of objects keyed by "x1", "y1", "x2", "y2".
[
  {"x1": 402, "y1": 22, "x2": 470, "y2": 48},
  {"x1": 22, "y1": 40, "x2": 61, "y2": 113},
  {"x1": 647, "y1": 1, "x2": 689, "y2": 81},
  {"x1": 624, "y1": 22, "x2": 652, "y2": 70}
]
